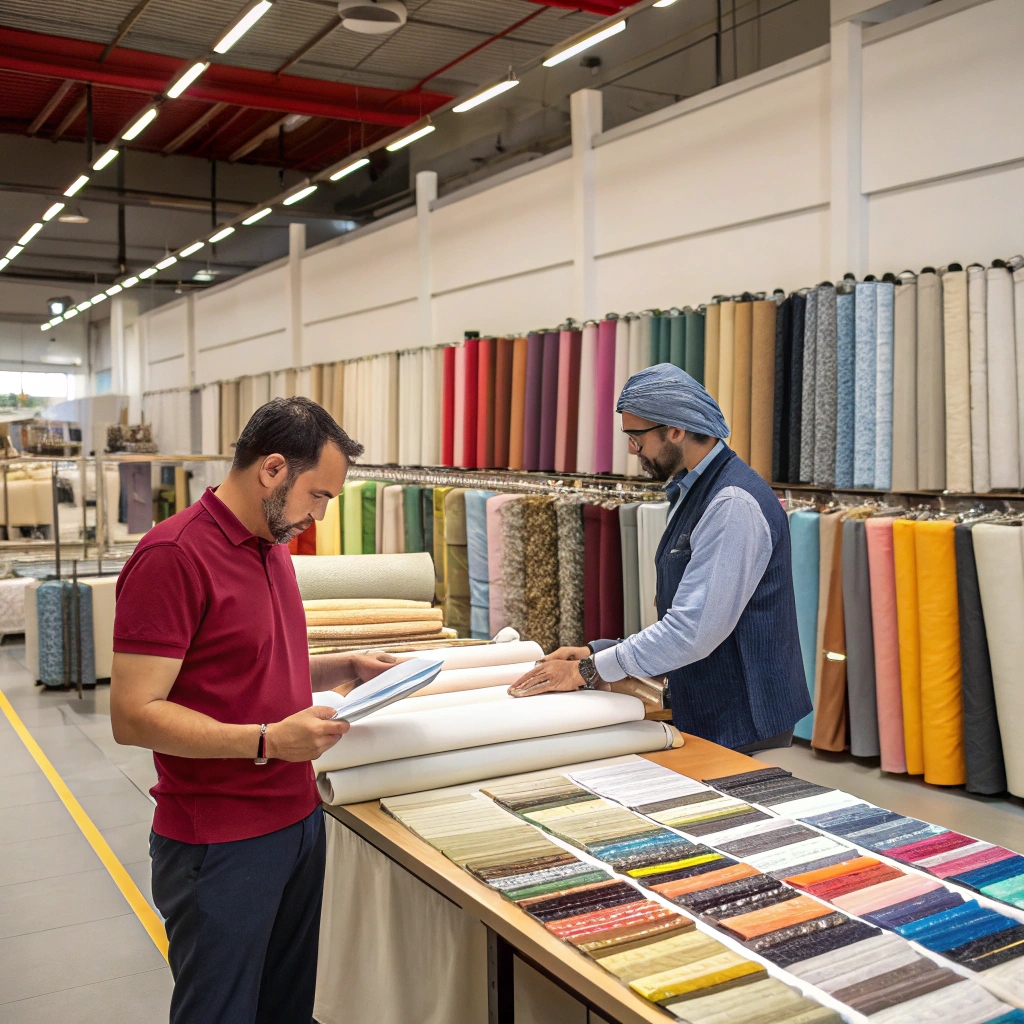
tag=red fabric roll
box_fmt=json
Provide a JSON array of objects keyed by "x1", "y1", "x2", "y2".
[
  {"x1": 441, "y1": 346, "x2": 456, "y2": 466},
  {"x1": 555, "y1": 329, "x2": 582, "y2": 473},
  {"x1": 583, "y1": 504, "x2": 602, "y2": 643},
  {"x1": 598, "y1": 506, "x2": 624, "y2": 638},
  {"x1": 494, "y1": 337, "x2": 514, "y2": 469},
  {"x1": 462, "y1": 336, "x2": 479, "y2": 469},
  {"x1": 477, "y1": 337, "x2": 496, "y2": 468}
]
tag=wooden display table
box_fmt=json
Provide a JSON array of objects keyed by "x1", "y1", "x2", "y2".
[{"x1": 323, "y1": 735, "x2": 762, "y2": 1024}]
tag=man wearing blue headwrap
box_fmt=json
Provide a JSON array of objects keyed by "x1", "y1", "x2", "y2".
[{"x1": 510, "y1": 364, "x2": 811, "y2": 752}]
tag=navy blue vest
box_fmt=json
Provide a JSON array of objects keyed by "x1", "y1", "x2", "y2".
[{"x1": 656, "y1": 446, "x2": 811, "y2": 748}]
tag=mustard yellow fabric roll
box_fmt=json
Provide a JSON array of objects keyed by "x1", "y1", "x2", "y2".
[
  {"x1": 914, "y1": 520, "x2": 967, "y2": 786},
  {"x1": 315, "y1": 495, "x2": 342, "y2": 555},
  {"x1": 342, "y1": 482, "x2": 363, "y2": 556},
  {"x1": 892, "y1": 519, "x2": 924, "y2": 775}
]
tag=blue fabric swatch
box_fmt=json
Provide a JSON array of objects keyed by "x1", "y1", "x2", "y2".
[
  {"x1": 464, "y1": 489, "x2": 497, "y2": 640},
  {"x1": 863, "y1": 888, "x2": 964, "y2": 928},
  {"x1": 874, "y1": 281, "x2": 895, "y2": 490},
  {"x1": 789, "y1": 510, "x2": 820, "y2": 741},
  {"x1": 853, "y1": 281, "x2": 877, "y2": 487},
  {"x1": 834, "y1": 291, "x2": 856, "y2": 488},
  {"x1": 955, "y1": 856, "x2": 1024, "y2": 890}
]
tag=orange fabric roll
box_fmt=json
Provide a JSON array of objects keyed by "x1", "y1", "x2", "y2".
[
  {"x1": 508, "y1": 337, "x2": 528, "y2": 470},
  {"x1": 732, "y1": 300, "x2": 753, "y2": 463},
  {"x1": 892, "y1": 519, "x2": 924, "y2": 775},
  {"x1": 749, "y1": 299, "x2": 777, "y2": 480}
]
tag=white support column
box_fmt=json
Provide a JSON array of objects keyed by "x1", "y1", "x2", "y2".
[
  {"x1": 287, "y1": 222, "x2": 305, "y2": 367},
  {"x1": 184, "y1": 294, "x2": 196, "y2": 388},
  {"x1": 829, "y1": 18, "x2": 868, "y2": 279},
  {"x1": 570, "y1": 89, "x2": 602, "y2": 322},
  {"x1": 416, "y1": 170, "x2": 437, "y2": 348}
]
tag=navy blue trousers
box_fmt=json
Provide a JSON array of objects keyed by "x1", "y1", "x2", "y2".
[{"x1": 150, "y1": 808, "x2": 325, "y2": 1024}]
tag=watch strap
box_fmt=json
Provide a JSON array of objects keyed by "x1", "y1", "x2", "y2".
[{"x1": 255, "y1": 723, "x2": 268, "y2": 765}]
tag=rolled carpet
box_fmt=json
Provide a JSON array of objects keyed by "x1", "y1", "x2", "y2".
[
  {"x1": 307, "y1": 621, "x2": 444, "y2": 642},
  {"x1": 391, "y1": 640, "x2": 543, "y2": 670},
  {"x1": 411, "y1": 661, "x2": 536, "y2": 698},
  {"x1": 292, "y1": 553, "x2": 435, "y2": 602},
  {"x1": 303, "y1": 599, "x2": 430, "y2": 611},
  {"x1": 305, "y1": 607, "x2": 442, "y2": 627}
]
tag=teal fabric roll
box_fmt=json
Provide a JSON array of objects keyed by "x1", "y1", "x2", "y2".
[
  {"x1": 657, "y1": 315, "x2": 671, "y2": 364},
  {"x1": 668, "y1": 312, "x2": 686, "y2": 369},
  {"x1": 403, "y1": 485, "x2": 423, "y2": 553},
  {"x1": 834, "y1": 288, "x2": 856, "y2": 488},
  {"x1": 789, "y1": 509, "x2": 821, "y2": 741},
  {"x1": 685, "y1": 310, "x2": 705, "y2": 384}
]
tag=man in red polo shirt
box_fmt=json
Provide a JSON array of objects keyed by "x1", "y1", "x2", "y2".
[{"x1": 111, "y1": 397, "x2": 389, "y2": 1024}]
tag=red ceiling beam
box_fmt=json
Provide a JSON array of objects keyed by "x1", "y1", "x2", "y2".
[{"x1": 0, "y1": 27, "x2": 450, "y2": 127}]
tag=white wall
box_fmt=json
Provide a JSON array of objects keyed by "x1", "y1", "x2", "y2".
[{"x1": 142, "y1": 299, "x2": 189, "y2": 390}]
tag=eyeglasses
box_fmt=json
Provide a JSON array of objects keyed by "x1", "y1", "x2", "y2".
[{"x1": 622, "y1": 426, "x2": 661, "y2": 452}]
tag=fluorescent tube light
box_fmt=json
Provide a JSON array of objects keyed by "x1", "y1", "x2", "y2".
[
  {"x1": 121, "y1": 107, "x2": 158, "y2": 141},
  {"x1": 92, "y1": 149, "x2": 119, "y2": 171},
  {"x1": 65, "y1": 175, "x2": 90, "y2": 197},
  {"x1": 282, "y1": 185, "x2": 317, "y2": 205},
  {"x1": 156, "y1": 256, "x2": 177, "y2": 270},
  {"x1": 6, "y1": 246, "x2": 23, "y2": 260},
  {"x1": 214, "y1": 0, "x2": 273, "y2": 53},
  {"x1": 542, "y1": 19, "x2": 625, "y2": 67},
  {"x1": 91, "y1": 292, "x2": 108, "y2": 305},
  {"x1": 76, "y1": 301, "x2": 92, "y2": 311},
  {"x1": 329, "y1": 158, "x2": 369, "y2": 181},
  {"x1": 0, "y1": 258, "x2": 9, "y2": 271},
  {"x1": 386, "y1": 124, "x2": 435, "y2": 151},
  {"x1": 121, "y1": 276, "x2": 139, "y2": 288},
  {"x1": 39, "y1": 322, "x2": 49, "y2": 331},
  {"x1": 18, "y1": 223, "x2": 43, "y2": 245},
  {"x1": 64, "y1": 307, "x2": 79, "y2": 318},
  {"x1": 453, "y1": 79, "x2": 519, "y2": 113},
  {"x1": 106, "y1": 284, "x2": 123, "y2": 296},
  {"x1": 653, "y1": 0, "x2": 679, "y2": 6},
  {"x1": 42, "y1": 203, "x2": 65, "y2": 221},
  {"x1": 167, "y1": 61, "x2": 209, "y2": 99},
  {"x1": 179, "y1": 241, "x2": 205, "y2": 258},
  {"x1": 49, "y1": 317, "x2": 63, "y2": 327},
  {"x1": 242, "y1": 207, "x2": 272, "y2": 225},
  {"x1": 209, "y1": 226, "x2": 235, "y2": 243},
  {"x1": 139, "y1": 267, "x2": 158, "y2": 279}
]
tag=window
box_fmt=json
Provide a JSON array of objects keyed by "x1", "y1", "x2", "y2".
[{"x1": 0, "y1": 371, "x2": 71, "y2": 408}]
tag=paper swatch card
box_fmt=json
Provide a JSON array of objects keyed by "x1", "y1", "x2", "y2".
[{"x1": 313, "y1": 655, "x2": 444, "y2": 723}]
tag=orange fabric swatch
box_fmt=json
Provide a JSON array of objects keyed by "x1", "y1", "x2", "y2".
[
  {"x1": 785, "y1": 856, "x2": 879, "y2": 887},
  {"x1": 650, "y1": 863, "x2": 758, "y2": 899},
  {"x1": 720, "y1": 895, "x2": 832, "y2": 940}
]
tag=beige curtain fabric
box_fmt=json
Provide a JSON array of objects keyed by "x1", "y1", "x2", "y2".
[
  {"x1": 890, "y1": 276, "x2": 917, "y2": 491},
  {"x1": 916, "y1": 271, "x2": 945, "y2": 490},
  {"x1": 967, "y1": 266, "x2": 990, "y2": 493},
  {"x1": 941, "y1": 269, "x2": 972, "y2": 492}
]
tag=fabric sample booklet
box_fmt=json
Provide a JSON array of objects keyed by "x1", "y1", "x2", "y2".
[{"x1": 313, "y1": 656, "x2": 444, "y2": 723}]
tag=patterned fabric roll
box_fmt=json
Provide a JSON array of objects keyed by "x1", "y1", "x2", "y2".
[
  {"x1": 874, "y1": 281, "x2": 895, "y2": 491},
  {"x1": 788, "y1": 294, "x2": 806, "y2": 484},
  {"x1": 499, "y1": 497, "x2": 527, "y2": 639},
  {"x1": 942, "y1": 270, "x2": 972, "y2": 492},
  {"x1": 813, "y1": 284, "x2": 838, "y2": 487},
  {"x1": 522, "y1": 496, "x2": 560, "y2": 653},
  {"x1": 772, "y1": 296, "x2": 791, "y2": 484},
  {"x1": 555, "y1": 499, "x2": 585, "y2": 648},
  {"x1": 799, "y1": 288, "x2": 818, "y2": 484},
  {"x1": 967, "y1": 267, "x2": 990, "y2": 493},
  {"x1": 891, "y1": 274, "x2": 918, "y2": 491},
  {"x1": 853, "y1": 282, "x2": 877, "y2": 489},
  {"x1": 485, "y1": 493, "x2": 523, "y2": 636},
  {"x1": 834, "y1": 288, "x2": 856, "y2": 488}
]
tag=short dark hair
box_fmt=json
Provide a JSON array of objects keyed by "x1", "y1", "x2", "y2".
[
  {"x1": 684, "y1": 430, "x2": 713, "y2": 445},
  {"x1": 232, "y1": 397, "x2": 364, "y2": 474}
]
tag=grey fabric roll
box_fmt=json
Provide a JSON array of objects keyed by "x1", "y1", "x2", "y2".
[
  {"x1": 942, "y1": 269, "x2": 972, "y2": 492},
  {"x1": 788, "y1": 294, "x2": 806, "y2": 484},
  {"x1": 813, "y1": 283, "x2": 838, "y2": 487},
  {"x1": 874, "y1": 282, "x2": 895, "y2": 491},
  {"x1": 842, "y1": 518, "x2": 880, "y2": 757},
  {"x1": 954, "y1": 523, "x2": 1007, "y2": 795},
  {"x1": 967, "y1": 266, "x2": 991, "y2": 493},
  {"x1": 618, "y1": 502, "x2": 641, "y2": 638},
  {"x1": 500, "y1": 498, "x2": 527, "y2": 639},
  {"x1": 853, "y1": 282, "x2": 877, "y2": 488},
  {"x1": 891, "y1": 275, "x2": 918, "y2": 492},
  {"x1": 987, "y1": 264, "x2": 1020, "y2": 490},
  {"x1": 834, "y1": 288, "x2": 856, "y2": 489},
  {"x1": 555, "y1": 498, "x2": 585, "y2": 649},
  {"x1": 917, "y1": 270, "x2": 946, "y2": 490},
  {"x1": 800, "y1": 287, "x2": 818, "y2": 483}
]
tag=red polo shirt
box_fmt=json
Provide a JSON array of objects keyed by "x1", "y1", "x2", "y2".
[{"x1": 113, "y1": 488, "x2": 320, "y2": 844}]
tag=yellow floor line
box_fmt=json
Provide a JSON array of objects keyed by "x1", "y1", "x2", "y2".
[{"x1": 0, "y1": 688, "x2": 168, "y2": 960}]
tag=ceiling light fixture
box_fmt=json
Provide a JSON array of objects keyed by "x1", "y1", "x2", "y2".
[
  {"x1": 653, "y1": 0, "x2": 679, "y2": 5},
  {"x1": 542, "y1": 19, "x2": 625, "y2": 67},
  {"x1": 65, "y1": 175, "x2": 89, "y2": 197},
  {"x1": 106, "y1": 284, "x2": 123, "y2": 296},
  {"x1": 209, "y1": 226, "x2": 235, "y2": 243},
  {"x1": 18, "y1": 223, "x2": 43, "y2": 245},
  {"x1": 42, "y1": 203, "x2": 64, "y2": 222},
  {"x1": 155, "y1": 257, "x2": 177, "y2": 270},
  {"x1": 282, "y1": 185, "x2": 317, "y2": 205},
  {"x1": 338, "y1": 0, "x2": 407, "y2": 35},
  {"x1": 90, "y1": 292, "x2": 108, "y2": 305},
  {"x1": 39, "y1": 322, "x2": 49, "y2": 332},
  {"x1": 453, "y1": 77, "x2": 519, "y2": 113},
  {"x1": 0, "y1": 258, "x2": 10, "y2": 272},
  {"x1": 214, "y1": 0, "x2": 273, "y2": 53},
  {"x1": 58, "y1": 208, "x2": 89, "y2": 224},
  {"x1": 329, "y1": 157, "x2": 369, "y2": 181},
  {"x1": 121, "y1": 107, "x2": 158, "y2": 141},
  {"x1": 386, "y1": 123, "x2": 435, "y2": 151},
  {"x1": 92, "y1": 149, "x2": 119, "y2": 171},
  {"x1": 76, "y1": 300, "x2": 92, "y2": 311},
  {"x1": 64, "y1": 307, "x2": 79, "y2": 318},
  {"x1": 6, "y1": 246, "x2": 23, "y2": 260},
  {"x1": 179, "y1": 241, "x2": 205, "y2": 258},
  {"x1": 121, "y1": 276, "x2": 140, "y2": 288},
  {"x1": 242, "y1": 207, "x2": 272, "y2": 224},
  {"x1": 139, "y1": 267, "x2": 158, "y2": 279},
  {"x1": 167, "y1": 61, "x2": 210, "y2": 99}
]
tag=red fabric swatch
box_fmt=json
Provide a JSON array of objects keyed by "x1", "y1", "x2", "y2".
[{"x1": 462, "y1": 336, "x2": 479, "y2": 469}]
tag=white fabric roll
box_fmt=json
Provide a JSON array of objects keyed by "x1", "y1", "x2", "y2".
[
  {"x1": 576, "y1": 324, "x2": 598, "y2": 474},
  {"x1": 968, "y1": 266, "x2": 991, "y2": 493},
  {"x1": 971, "y1": 523, "x2": 1024, "y2": 797},
  {"x1": 987, "y1": 266, "x2": 1020, "y2": 490},
  {"x1": 412, "y1": 662, "x2": 534, "y2": 698},
  {"x1": 718, "y1": 302, "x2": 735, "y2": 431},
  {"x1": 292, "y1": 553, "x2": 435, "y2": 602},
  {"x1": 312, "y1": 690, "x2": 646, "y2": 773},
  {"x1": 420, "y1": 347, "x2": 442, "y2": 467},
  {"x1": 381, "y1": 485, "x2": 405, "y2": 554},
  {"x1": 373, "y1": 686, "x2": 513, "y2": 717},
  {"x1": 316, "y1": 720, "x2": 676, "y2": 805},
  {"x1": 637, "y1": 502, "x2": 669, "y2": 629},
  {"x1": 392, "y1": 640, "x2": 543, "y2": 670},
  {"x1": 942, "y1": 269, "x2": 972, "y2": 492},
  {"x1": 612, "y1": 318, "x2": 631, "y2": 476},
  {"x1": 398, "y1": 351, "x2": 422, "y2": 467}
]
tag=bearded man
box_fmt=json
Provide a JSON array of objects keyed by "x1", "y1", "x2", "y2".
[
  {"x1": 111, "y1": 397, "x2": 392, "y2": 1024},
  {"x1": 510, "y1": 364, "x2": 811, "y2": 753}
]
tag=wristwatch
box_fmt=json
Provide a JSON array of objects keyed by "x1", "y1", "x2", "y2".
[
  {"x1": 255, "y1": 723, "x2": 268, "y2": 765},
  {"x1": 578, "y1": 656, "x2": 599, "y2": 690}
]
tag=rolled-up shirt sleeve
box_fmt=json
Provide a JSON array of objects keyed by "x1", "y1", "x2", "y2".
[{"x1": 598, "y1": 487, "x2": 772, "y2": 681}]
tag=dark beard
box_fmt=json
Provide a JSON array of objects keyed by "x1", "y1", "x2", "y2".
[
  {"x1": 639, "y1": 440, "x2": 684, "y2": 482},
  {"x1": 262, "y1": 476, "x2": 312, "y2": 544}
]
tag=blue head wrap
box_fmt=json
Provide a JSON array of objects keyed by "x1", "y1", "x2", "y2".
[{"x1": 615, "y1": 363, "x2": 730, "y2": 439}]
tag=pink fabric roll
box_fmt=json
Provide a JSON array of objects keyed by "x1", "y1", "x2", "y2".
[
  {"x1": 931, "y1": 846, "x2": 1016, "y2": 879},
  {"x1": 864, "y1": 518, "x2": 907, "y2": 774},
  {"x1": 486, "y1": 493, "x2": 524, "y2": 635},
  {"x1": 831, "y1": 875, "x2": 940, "y2": 916},
  {"x1": 554, "y1": 329, "x2": 582, "y2": 473},
  {"x1": 576, "y1": 325, "x2": 598, "y2": 474},
  {"x1": 593, "y1": 319, "x2": 618, "y2": 474},
  {"x1": 453, "y1": 344, "x2": 467, "y2": 468}
]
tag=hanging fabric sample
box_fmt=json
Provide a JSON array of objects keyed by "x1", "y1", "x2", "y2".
[
  {"x1": 891, "y1": 273, "x2": 918, "y2": 491},
  {"x1": 486, "y1": 494, "x2": 522, "y2": 636},
  {"x1": 637, "y1": 502, "x2": 669, "y2": 630},
  {"x1": 772, "y1": 296, "x2": 792, "y2": 483},
  {"x1": 987, "y1": 263, "x2": 1020, "y2": 490},
  {"x1": 381, "y1": 485, "x2": 405, "y2": 555},
  {"x1": 892, "y1": 518, "x2": 923, "y2": 775},
  {"x1": 493, "y1": 337, "x2": 514, "y2": 470},
  {"x1": 433, "y1": 487, "x2": 451, "y2": 607},
  {"x1": 749, "y1": 298, "x2": 776, "y2": 481},
  {"x1": 342, "y1": 481, "x2": 363, "y2": 556},
  {"x1": 594, "y1": 318, "x2": 618, "y2": 474},
  {"x1": 556, "y1": 499, "x2": 585, "y2": 649},
  {"x1": 917, "y1": 269, "x2": 946, "y2": 490},
  {"x1": 789, "y1": 509, "x2": 820, "y2": 742},
  {"x1": 732, "y1": 297, "x2": 753, "y2": 465},
  {"x1": 465, "y1": 490, "x2": 497, "y2": 640},
  {"x1": 704, "y1": 302, "x2": 721, "y2": 402},
  {"x1": 799, "y1": 287, "x2": 818, "y2": 484},
  {"x1": 403, "y1": 486, "x2": 423, "y2": 554},
  {"x1": 554, "y1": 327, "x2": 581, "y2": 474},
  {"x1": 834, "y1": 284, "x2": 856, "y2": 488},
  {"x1": 443, "y1": 488, "x2": 470, "y2": 637},
  {"x1": 499, "y1": 498, "x2": 527, "y2": 639},
  {"x1": 874, "y1": 279, "x2": 895, "y2": 491},
  {"x1": 787, "y1": 294, "x2": 806, "y2": 484},
  {"x1": 522, "y1": 332, "x2": 544, "y2": 472},
  {"x1": 684, "y1": 308, "x2": 705, "y2": 385},
  {"x1": 576, "y1": 322, "x2": 598, "y2": 475},
  {"x1": 853, "y1": 282, "x2": 877, "y2": 489},
  {"x1": 717, "y1": 300, "x2": 736, "y2": 434},
  {"x1": 612, "y1": 318, "x2": 632, "y2": 476},
  {"x1": 618, "y1": 502, "x2": 641, "y2": 639},
  {"x1": 398, "y1": 350, "x2": 423, "y2": 467},
  {"x1": 967, "y1": 265, "x2": 990, "y2": 493},
  {"x1": 842, "y1": 518, "x2": 879, "y2": 758},
  {"x1": 538, "y1": 331, "x2": 560, "y2": 473},
  {"x1": 476, "y1": 337, "x2": 495, "y2": 469},
  {"x1": 508, "y1": 337, "x2": 528, "y2": 471},
  {"x1": 813, "y1": 284, "x2": 838, "y2": 488},
  {"x1": 441, "y1": 346, "x2": 455, "y2": 467},
  {"x1": 522, "y1": 496, "x2": 560, "y2": 653},
  {"x1": 942, "y1": 267, "x2": 972, "y2": 492},
  {"x1": 811, "y1": 510, "x2": 847, "y2": 753}
]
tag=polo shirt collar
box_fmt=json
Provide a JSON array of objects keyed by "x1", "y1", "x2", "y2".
[{"x1": 200, "y1": 487, "x2": 261, "y2": 547}]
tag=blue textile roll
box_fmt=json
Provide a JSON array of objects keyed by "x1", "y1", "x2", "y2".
[
  {"x1": 813, "y1": 284, "x2": 838, "y2": 486},
  {"x1": 834, "y1": 290, "x2": 856, "y2": 487},
  {"x1": 799, "y1": 288, "x2": 818, "y2": 483},
  {"x1": 789, "y1": 509, "x2": 820, "y2": 741},
  {"x1": 854, "y1": 282, "x2": 878, "y2": 487},
  {"x1": 875, "y1": 281, "x2": 895, "y2": 490},
  {"x1": 464, "y1": 489, "x2": 497, "y2": 639}
]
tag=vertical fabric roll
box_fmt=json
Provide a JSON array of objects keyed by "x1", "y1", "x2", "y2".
[
  {"x1": 201, "y1": 383, "x2": 221, "y2": 456},
  {"x1": 750, "y1": 299, "x2": 776, "y2": 482},
  {"x1": 381, "y1": 485, "x2": 405, "y2": 554},
  {"x1": 493, "y1": 337, "x2": 514, "y2": 470},
  {"x1": 891, "y1": 275, "x2": 918, "y2": 491},
  {"x1": 432, "y1": 487, "x2": 450, "y2": 606},
  {"x1": 874, "y1": 281, "x2": 895, "y2": 491},
  {"x1": 892, "y1": 519, "x2": 923, "y2": 775},
  {"x1": 555, "y1": 499, "x2": 585, "y2": 649},
  {"x1": 522, "y1": 496, "x2": 560, "y2": 654},
  {"x1": 320, "y1": 364, "x2": 334, "y2": 417},
  {"x1": 842, "y1": 518, "x2": 879, "y2": 758},
  {"x1": 789, "y1": 509, "x2": 820, "y2": 742},
  {"x1": 834, "y1": 288, "x2": 856, "y2": 489},
  {"x1": 462, "y1": 337, "x2": 479, "y2": 470},
  {"x1": 421, "y1": 488, "x2": 434, "y2": 561},
  {"x1": 656, "y1": 315, "x2": 670, "y2": 365},
  {"x1": 598, "y1": 506, "x2": 624, "y2": 640},
  {"x1": 1016, "y1": 264, "x2": 1024, "y2": 485},
  {"x1": 811, "y1": 511, "x2": 847, "y2": 753},
  {"x1": 718, "y1": 301, "x2": 736, "y2": 432},
  {"x1": 538, "y1": 332, "x2": 560, "y2": 473},
  {"x1": 917, "y1": 270, "x2": 946, "y2": 490},
  {"x1": 486, "y1": 494, "x2": 523, "y2": 636},
  {"x1": 914, "y1": 520, "x2": 965, "y2": 786},
  {"x1": 772, "y1": 296, "x2": 791, "y2": 484},
  {"x1": 618, "y1": 503, "x2": 641, "y2": 638},
  {"x1": 386, "y1": 353, "x2": 400, "y2": 465},
  {"x1": 398, "y1": 352, "x2": 422, "y2": 467},
  {"x1": 342, "y1": 481, "x2": 363, "y2": 556},
  {"x1": 941, "y1": 269, "x2": 972, "y2": 492},
  {"x1": 476, "y1": 338, "x2": 496, "y2": 470},
  {"x1": 465, "y1": 490, "x2": 496, "y2": 640},
  {"x1": 522, "y1": 333, "x2": 544, "y2": 472},
  {"x1": 971, "y1": 523, "x2": 1024, "y2": 797},
  {"x1": 637, "y1": 502, "x2": 669, "y2": 630},
  {"x1": 626, "y1": 316, "x2": 646, "y2": 477},
  {"x1": 954, "y1": 523, "x2": 1006, "y2": 795},
  {"x1": 638, "y1": 313, "x2": 655, "y2": 369},
  {"x1": 704, "y1": 303, "x2": 721, "y2": 402},
  {"x1": 813, "y1": 284, "x2": 838, "y2": 487},
  {"x1": 813, "y1": 510, "x2": 839, "y2": 708},
  {"x1": 787, "y1": 294, "x2": 806, "y2": 484},
  {"x1": 220, "y1": 379, "x2": 240, "y2": 456},
  {"x1": 668, "y1": 312, "x2": 686, "y2": 368},
  {"x1": 583, "y1": 504, "x2": 602, "y2": 643},
  {"x1": 967, "y1": 266, "x2": 990, "y2": 493},
  {"x1": 508, "y1": 337, "x2": 528, "y2": 471},
  {"x1": 500, "y1": 499, "x2": 526, "y2": 639},
  {"x1": 441, "y1": 346, "x2": 455, "y2": 467},
  {"x1": 316, "y1": 495, "x2": 342, "y2": 556},
  {"x1": 452, "y1": 344, "x2": 466, "y2": 468},
  {"x1": 375, "y1": 482, "x2": 388, "y2": 553},
  {"x1": 612, "y1": 319, "x2": 631, "y2": 476},
  {"x1": 853, "y1": 282, "x2": 877, "y2": 489},
  {"x1": 554, "y1": 328, "x2": 582, "y2": 474},
  {"x1": 593, "y1": 319, "x2": 617, "y2": 474},
  {"x1": 799, "y1": 289, "x2": 818, "y2": 484},
  {"x1": 579, "y1": 322, "x2": 600, "y2": 476},
  {"x1": 443, "y1": 488, "x2": 471, "y2": 638},
  {"x1": 403, "y1": 486, "x2": 423, "y2": 554},
  {"x1": 732, "y1": 299, "x2": 753, "y2": 464},
  {"x1": 361, "y1": 482, "x2": 377, "y2": 555},
  {"x1": 987, "y1": 265, "x2": 1020, "y2": 490},
  {"x1": 864, "y1": 517, "x2": 906, "y2": 774},
  {"x1": 684, "y1": 309, "x2": 705, "y2": 385}
]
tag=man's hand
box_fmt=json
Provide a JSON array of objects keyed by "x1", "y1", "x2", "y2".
[
  {"x1": 265, "y1": 706, "x2": 350, "y2": 761},
  {"x1": 330, "y1": 653, "x2": 398, "y2": 697},
  {"x1": 541, "y1": 646, "x2": 591, "y2": 662},
  {"x1": 508, "y1": 660, "x2": 584, "y2": 697}
]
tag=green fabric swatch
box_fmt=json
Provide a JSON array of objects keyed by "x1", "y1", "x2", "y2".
[{"x1": 360, "y1": 481, "x2": 376, "y2": 554}]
